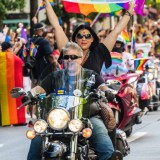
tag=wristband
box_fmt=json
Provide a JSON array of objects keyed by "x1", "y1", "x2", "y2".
[{"x1": 125, "y1": 10, "x2": 133, "y2": 17}]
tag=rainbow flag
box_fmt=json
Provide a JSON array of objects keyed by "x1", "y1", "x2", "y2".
[
  {"x1": 135, "y1": 0, "x2": 146, "y2": 16},
  {"x1": 21, "y1": 45, "x2": 27, "y2": 59},
  {"x1": 101, "y1": 10, "x2": 123, "y2": 17},
  {"x1": 131, "y1": 29, "x2": 136, "y2": 50},
  {"x1": 62, "y1": 0, "x2": 129, "y2": 16},
  {"x1": 121, "y1": 29, "x2": 130, "y2": 42},
  {"x1": 30, "y1": 42, "x2": 37, "y2": 57},
  {"x1": 38, "y1": 0, "x2": 55, "y2": 11},
  {"x1": 62, "y1": 0, "x2": 145, "y2": 16},
  {"x1": 134, "y1": 58, "x2": 149, "y2": 71},
  {"x1": 111, "y1": 52, "x2": 122, "y2": 65},
  {"x1": 0, "y1": 52, "x2": 25, "y2": 126},
  {"x1": 101, "y1": 52, "x2": 128, "y2": 79}
]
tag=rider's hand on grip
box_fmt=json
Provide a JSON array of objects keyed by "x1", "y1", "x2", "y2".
[
  {"x1": 21, "y1": 95, "x2": 31, "y2": 104},
  {"x1": 105, "y1": 90, "x2": 116, "y2": 102},
  {"x1": 21, "y1": 91, "x2": 36, "y2": 105}
]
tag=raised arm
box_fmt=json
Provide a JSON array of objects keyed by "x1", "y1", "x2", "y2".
[
  {"x1": 103, "y1": 1, "x2": 136, "y2": 52},
  {"x1": 44, "y1": 0, "x2": 68, "y2": 51}
]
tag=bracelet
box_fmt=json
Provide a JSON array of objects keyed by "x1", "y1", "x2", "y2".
[{"x1": 125, "y1": 10, "x2": 133, "y2": 17}]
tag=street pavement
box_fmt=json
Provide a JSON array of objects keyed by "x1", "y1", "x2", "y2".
[{"x1": 0, "y1": 109, "x2": 160, "y2": 160}]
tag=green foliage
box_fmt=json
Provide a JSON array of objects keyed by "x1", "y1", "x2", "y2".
[
  {"x1": 0, "y1": 0, "x2": 25, "y2": 29},
  {"x1": 0, "y1": 0, "x2": 25, "y2": 20},
  {"x1": 0, "y1": 0, "x2": 25, "y2": 11},
  {"x1": 0, "y1": 3, "x2": 6, "y2": 20},
  {"x1": 146, "y1": 0, "x2": 160, "y2": 10}
]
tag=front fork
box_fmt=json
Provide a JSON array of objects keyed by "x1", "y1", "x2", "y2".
[{"x1": 70, "y1": 134, "x2": 78, "y2": 160}]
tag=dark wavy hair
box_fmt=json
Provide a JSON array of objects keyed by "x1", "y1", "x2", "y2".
[{"x1": 72, "y1": 24, "x2": 99, "y2": 51}]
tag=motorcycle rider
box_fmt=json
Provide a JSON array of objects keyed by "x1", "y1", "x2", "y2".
[{"x1": 26, "y1": 42, "x2": 122, "y2": 160}]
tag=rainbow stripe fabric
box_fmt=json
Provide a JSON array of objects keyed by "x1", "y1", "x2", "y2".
[
  {"x1": 0, "y1": 52, "x2": 25, "y2": 126},
  {"x1": 38, "y1": 0, "x2": 54, "y2": 11},
  {"x1": 111, "y1": 52, "x2": 122, "y2": 65},
  {"x1": 30, "y1": 42, "x2": 37, "y2": 57},
  {"x1": 101, "y1": 52, "x2": 128, "y2": 78},
  {"x1": 62, "y1": 0, "x2": 129, "y2": 16},
  {"x1": 131, "y1": 30, "x2": 136, "y2": 50},
  {"x1": 121, "y1": 29, "x2": 130, "y2": 42},
  {"x1": 134, "y1": 58, "x2": 149, "y2": 71},
  {"x1": 100, "y1": 10, "x2": 123, "y2": 17}
]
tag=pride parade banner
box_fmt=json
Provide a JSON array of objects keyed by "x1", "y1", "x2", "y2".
[{"x1": 0, "y1": 52, "x2": 25, "y2": 126}]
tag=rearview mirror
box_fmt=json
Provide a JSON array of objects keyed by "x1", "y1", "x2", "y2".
[{"x1": 10, "y1": 87, "x2": 25, "y2": 98}]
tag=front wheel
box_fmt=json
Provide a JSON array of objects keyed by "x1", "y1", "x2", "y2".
[{"x1": 125, "y1": 127, "x2": 132, "y2": 137}]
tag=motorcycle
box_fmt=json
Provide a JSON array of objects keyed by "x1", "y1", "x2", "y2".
[
  {"x1": 102, "y1": 72, "x2": 142, "y2": 137},
  {"x1": 11, "y1": 87, "x2": 98, "y2": 160},
  {"x1": 10, "y1": 86, "x2": 131, "y2": 159},
  {"x1": 10, "y1": 64, "x2": 132, "y2": 160}
]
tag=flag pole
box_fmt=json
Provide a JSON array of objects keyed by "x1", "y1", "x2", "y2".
[
  {"x1": 131, "y1": 24, "x2": 135, "y2": 55},
  {"x1": 34, "y1": 8, "x2": 39, "y2": 17},
  {"x1": 90, "y1": 12, "x2": 101, "y2": 27}
]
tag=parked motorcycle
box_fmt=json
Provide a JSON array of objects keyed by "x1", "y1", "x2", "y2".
[{"x1": 102, "y1": 72, "x2": 142, "y2": 137}]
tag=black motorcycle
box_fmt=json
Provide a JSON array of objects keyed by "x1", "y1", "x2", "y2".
[{"x1": 10, "y1": 86, "x2": 130, "y2": 159}]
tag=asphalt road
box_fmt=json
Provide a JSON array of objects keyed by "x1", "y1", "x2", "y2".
[{"x1": 0, "y1": 108, "x2": 160, "y2": 160}]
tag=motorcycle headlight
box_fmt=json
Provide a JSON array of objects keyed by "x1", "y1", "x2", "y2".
[
  {"x1": 68, "y1": 119, "x2": 83, "y2": 133},
  {"x1": 47, "y1": 108, "x2": 70, "y2": 130},
  {"x1": 34, "y1": 119, "x2": 48, "y2": 133}
]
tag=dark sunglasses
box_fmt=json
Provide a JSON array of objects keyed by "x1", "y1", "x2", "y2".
[
  {"x1": 63, "y1": 55, "x2": 82, "y2": 60},
  {"x1": 48, "y1": 36, "x2": 54, "y2": 39},
  {"x1": 76, "y1": 33, "x2": 92, "y2": 39}
]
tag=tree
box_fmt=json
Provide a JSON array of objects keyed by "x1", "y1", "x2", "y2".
[{"x1": 0, "y1": 0, "x2": 26, "y2": 30}]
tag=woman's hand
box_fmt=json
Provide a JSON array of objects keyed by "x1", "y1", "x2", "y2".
[{"x1": 127, "y1": 0, "x2": 136, "y2": 15}]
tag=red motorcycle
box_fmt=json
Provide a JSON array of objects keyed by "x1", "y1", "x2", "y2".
[{"x1": 102, "y1": 72, "x2": 141, "y2": 137}]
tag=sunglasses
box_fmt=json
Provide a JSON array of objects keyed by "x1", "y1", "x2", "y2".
[
  {"x1": 63, "y1": 55, "x2": 82, "y2": 60},
  {"x1": 48, "y1": 36, "x2": 54, "y2": 39},
  {"x1": 76, "y1": 33, "x2": 92, "y2": 39}
]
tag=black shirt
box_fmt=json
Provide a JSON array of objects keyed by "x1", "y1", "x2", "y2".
[
  {"x1": 30, "y1": 36, "x2": 53, "y2": 79},
  {"x1": 41, "y1": 68, "x2": 104, "y2": 95},
  {"x1": 82, "y1": 43, "x2": 111, "y2": 74}
]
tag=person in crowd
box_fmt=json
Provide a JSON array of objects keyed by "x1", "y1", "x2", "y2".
[
  {"x1": 25, "y1": 22, "x2": 53, "y2": 125},
  {"x1": 43, "y1": 31, "x2": 55, "y2": 48},
  {"x1": 27, "y1": 42, "x2": 122, "y2": 160},
  {"x1": 1, "y1": 41, "x2": 13, "y2": 52},
  {"x1": 29, "y1": 22, "x2": 53, "y2": 84},
  {"x1": 44, "y1": 0, "x2": 136, "y2": 74},
  {"x1": 43, "y1": 30, "x2": 62, "y2": 69},
  {"x1": 12, "y1": 37, "x2": 32, "y2": 120}
]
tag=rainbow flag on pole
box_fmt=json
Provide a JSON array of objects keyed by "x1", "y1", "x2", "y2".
[
  {"x1": 62, "y1": 0, "x2": 145, "y2": 16},
  {"x1": 111, "y1": 52, "x2": 122, "y2": 65},
  {"x1": 121, "y1": 29, "x2": 130, "y2": 42},
  {"x1": 0, "y1": 52, "x2": 25, "y2": 126},
  {"x1": 38, "y1": 0, "x2": 55, "y2": 11},
  {"x1": 134, "y1": 58, "x2": 149, "y2": 71},
  {"x1": 62, "y1": 0, "x2": 129, "y2": 16}
]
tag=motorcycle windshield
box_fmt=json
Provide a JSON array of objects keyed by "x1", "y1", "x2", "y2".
[{"x1": 43, "y1": 62, "x2": 92, "y2": 119}]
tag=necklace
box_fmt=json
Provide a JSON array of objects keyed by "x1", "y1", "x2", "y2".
[{"x1": 81, "y1": 51, "x2": 90, "y2": 66}]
